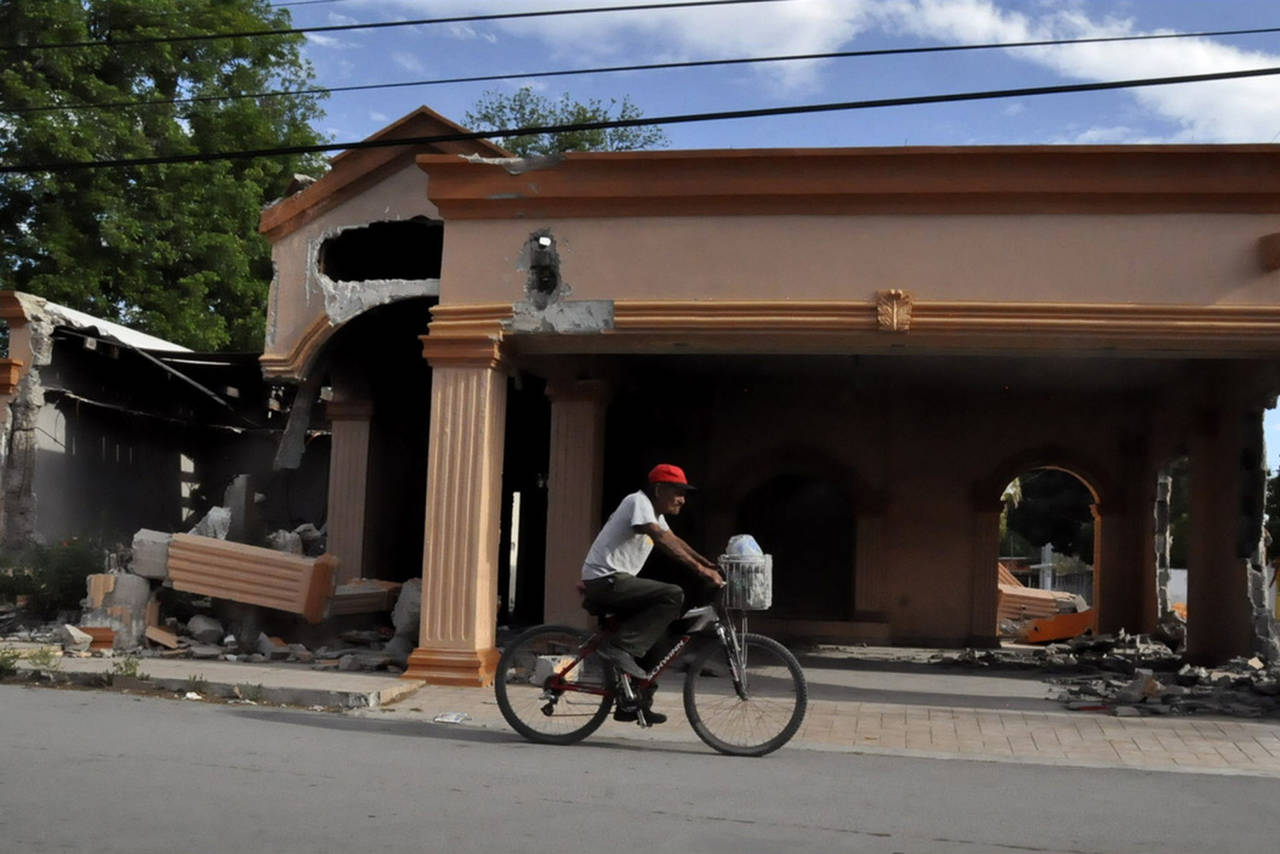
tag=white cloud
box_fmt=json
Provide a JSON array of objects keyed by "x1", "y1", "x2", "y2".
[
  {"x1": 306, "y1": 32, "x2": 350, "y2": 49},
  {"x1": 1053, "y1": 125, "x2": 1166, "y2": 145},
  {"x1": 1003, "y1": 102, "x2": 1025, "y2": 116},
  {"x1": 369, "y1": 111, "x2": 389, "y2": 122},
  {"x1": 876, "y1": 0, "x2": 1280, "y2": 142},
  {"x1": 321, "y1": 0, "x2": 1280, "y2": 140},
  {"x1": 391, "y1": 51, "x2": 426, "y2": 73}
]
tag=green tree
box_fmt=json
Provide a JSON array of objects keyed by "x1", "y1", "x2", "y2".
[
  {"x1": 0, "y1": 0, "x2": 327, "y2": 351},
  {"x1": 465, "y1": 86, "x2": 668, "y2": 158}
]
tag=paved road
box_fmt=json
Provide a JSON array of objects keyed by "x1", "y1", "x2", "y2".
[{"x1": 3, "y1": 684, "x2": 1278, "y2": 854}]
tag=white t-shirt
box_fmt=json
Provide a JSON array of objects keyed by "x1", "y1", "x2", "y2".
[{"x1": 581, "y1": 490, "x2": 669, "y2": 580}]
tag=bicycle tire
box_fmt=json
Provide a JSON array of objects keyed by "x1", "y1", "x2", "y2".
[
  {"x1": 683, "y1": 632, "x2": 807, "y2": 757},
  {"x1": 494, "y1": 624, "x2": 615, "y2": 745}
]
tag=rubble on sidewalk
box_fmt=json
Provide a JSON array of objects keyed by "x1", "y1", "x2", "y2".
[{"x1": 934, "y1": 626, "x2": 1280, "y2": 718}]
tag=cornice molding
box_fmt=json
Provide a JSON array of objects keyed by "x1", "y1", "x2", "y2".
[
  {"x1": 606, "y1": 298, "x2": 1280, "y2": 347},
  {"x1": 260, "y1": 314, "x2": 333, "y2": 381},
  {"x1": 419, "y1": 303, "x2": 511, "y2": 369},
  {"x1": 418, "y1": 145, "x2": 1280, "y2": 219}
]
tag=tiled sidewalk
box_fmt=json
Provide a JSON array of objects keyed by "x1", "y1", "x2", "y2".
[{"x1": 362, "y1": 684, "x2": 1280, "y2": 777}]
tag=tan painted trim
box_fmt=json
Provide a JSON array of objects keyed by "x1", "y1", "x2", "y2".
[
  {"x1": 0, "y1": 359, "x2": 24, "y2": 397},
  {"x1": 260, "y1": 314, "x2": 334, "y2": 380},
  {"x1": 419, "y1": 303, "x2": 511, "y2": 368},
  {"x1": 607, "y1": 298, "x2": 1280, "y2": 347},
  {"x1": 0, "y1": 292, "x2": 29, "y2": 323},
  {"x1": 259, "y1": 105, "x2": 511, "y2": 242},
  {"x1": 418, "y1": 145, "x2": 1280, "y2": 219}
]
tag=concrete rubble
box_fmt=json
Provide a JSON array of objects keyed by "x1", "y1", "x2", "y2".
[{"x1": 934, "y1": 625, "x2": 1280, "y2": 718}]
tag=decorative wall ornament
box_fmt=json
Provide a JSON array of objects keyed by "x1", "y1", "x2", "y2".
[{"x1": 876, "y1": 289, "x2": 913, "y2": 332}]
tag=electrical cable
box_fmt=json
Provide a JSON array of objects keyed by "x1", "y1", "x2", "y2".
[
  {"x1": 4, "y1": 64, "x2": 1278, "y2": 174},
  {"x1": 1, "y1": 0, "x2": 795, "y2": 51},
  {"x1": 7, "y1": 24, "x2": 1280, "y2": 116}
]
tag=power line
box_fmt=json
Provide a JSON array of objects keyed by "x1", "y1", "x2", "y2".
[
  {"x1": 6, "y1": 24, "x2": 1280, "y2": 116},
  {"x1": 2, "y1": 0, "x2": 794, "y2": 51},
  {"x1": 4, "y1": 64, "x2": 1278, "y2": 174}
]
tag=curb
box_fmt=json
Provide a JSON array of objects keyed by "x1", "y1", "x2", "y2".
[{"x1": 12, "y1": 662, "x2": 424, "y2": 710}]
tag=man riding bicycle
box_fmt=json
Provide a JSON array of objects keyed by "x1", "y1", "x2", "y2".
[{"x1": 581, "y1": 463, "x2": 724, "y2": 724}]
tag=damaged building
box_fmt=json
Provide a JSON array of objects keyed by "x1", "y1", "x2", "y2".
[
  {"x1": 253, "y1": 107, "x2": 1280, "y2": 686},
  {"x1": 0, "y1": 291, "x2": 289, "y2": 548}
]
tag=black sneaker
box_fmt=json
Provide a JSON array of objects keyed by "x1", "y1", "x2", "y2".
[
  {"x1": 595, "y1": 641, "x2": 648, "y2": 679},
  {"x1": 614, "y1": 705, "x2": 668, "y2": 725}
]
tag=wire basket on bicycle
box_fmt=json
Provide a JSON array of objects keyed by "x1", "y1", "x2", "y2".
[{"x1": 717, "y1": 553, "x2": 772, "y2": 611}]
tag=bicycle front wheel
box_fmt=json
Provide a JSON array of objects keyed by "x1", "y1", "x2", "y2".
[
  {"x1": 683, "y1": 632, "x2": 807, "y2": 757},
  {"x1": 494, "y1": 624, "x2": 615, "y2": 745}
]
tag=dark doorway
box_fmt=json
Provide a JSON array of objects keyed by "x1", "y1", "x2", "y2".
[{"x1": 736, "y1": 472, "x2": 855, "y2": 621}]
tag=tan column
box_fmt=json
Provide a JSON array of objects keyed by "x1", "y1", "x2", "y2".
[
  {"x1": 543, "y1": 380, "x2": 610, "y2": 628},
  {"x1": 325, "y1": 400, "x2": 373, "y2": 584},
  {"x1": 404, "y1": 342, "x2": 508, "y2": 686},
  {"x1": 1186, "y1": 406, "x2": 1254, "y2": 663}
]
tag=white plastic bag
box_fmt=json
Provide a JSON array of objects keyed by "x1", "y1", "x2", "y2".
[{"x1": 725, "y1": 534, "x2": 764, "y2": 556}]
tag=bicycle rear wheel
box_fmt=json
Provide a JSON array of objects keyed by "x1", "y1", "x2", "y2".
[
  {"x1": 683, "y1": 632, "x2": 807, "y2": 757},
  {"x1": 494, "y1": 624, "x2": 615, "y2": 745}
]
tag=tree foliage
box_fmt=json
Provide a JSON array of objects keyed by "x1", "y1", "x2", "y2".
[
  {"x1": 465, "y1": 86, "x2": 668, "y2": 158},
  {"x1": 0, "y1": 0, "x2": 327, "y2": 351},
  {"x1": 1003, "y1": 468, "x2": 1096, "y2": 561}
]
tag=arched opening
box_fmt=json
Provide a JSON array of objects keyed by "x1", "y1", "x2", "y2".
[
  {"x1": 736, "y1": 472, "x2": 856, "y2": 621},
  {"x1": 997, "y1": 466, "x2": 1099, "y2": 641}
]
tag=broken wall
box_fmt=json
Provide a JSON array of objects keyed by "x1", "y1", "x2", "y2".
[{"x1": 263, "y1": 162, "x2": 443, "y2": 379}]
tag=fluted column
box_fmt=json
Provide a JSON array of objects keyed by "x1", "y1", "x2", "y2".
[
  {"x1": 325, "y1": 400, "x2": 373, "y2": 584},
  {"x1": 405, "y1": 336, "x2": 508, "y2": 686},
  {"x1": 543, "y1": 380, "x2": 610, "y2": 628}
]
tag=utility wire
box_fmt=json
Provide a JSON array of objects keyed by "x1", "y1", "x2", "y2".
[
  {"x1": 8, "y1": 25, "x2": 1280, "y2": 116},
  {"x1": 2, "y1": 0, "x2": 794, "y2": 51},
  {"x1": 4, "y1": 64, "x2": 1279, "y2": 174}
]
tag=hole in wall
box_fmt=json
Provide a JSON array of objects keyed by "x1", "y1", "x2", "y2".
[{"x1": 318, "y1": 218, "x2": 443, "y2": 282}]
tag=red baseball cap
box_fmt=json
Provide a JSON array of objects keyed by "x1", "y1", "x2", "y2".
[{"x1": 648, "y1": 463, "x2": 696, "y2": 490}]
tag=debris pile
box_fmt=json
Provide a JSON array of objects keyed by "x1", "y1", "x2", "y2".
[
  {"x1": 1053, "y1": 652, "x2": 1280, "y2": 718},
  {"x1": 936, "y1": 627, "x2": 1280, "y2": 717}
]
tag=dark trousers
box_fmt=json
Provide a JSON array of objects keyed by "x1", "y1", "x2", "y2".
[{"x1": 582, "y1": 573, "x2": 684, "y2": 659}]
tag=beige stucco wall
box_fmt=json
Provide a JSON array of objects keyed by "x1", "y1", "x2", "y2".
[
  {"x1": 437, "y1": 213, "x2": 1280, "y2": 307},
  {"x1": 264, "y1": 163, "x2": 441, "y2": 373}
]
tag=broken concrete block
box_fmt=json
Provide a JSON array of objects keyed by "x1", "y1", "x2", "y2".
[
  {"x1": 80, "y1": 627, "x2": 115, "y2": 650},
  {"x1": 130, "y1": 530, "x2": 172, "y2": 580},
  {"x1": 287, "y1": 643, "x2": 314, "y2": 664},
  {"x1": 60, "y1": 624, "x2": 92, "y2": 652},
  {"x1": 189, "y1": 645, "x2": 223, "y2": 660},
  {"x1": 167, "y1": 535, "x2": 338, "y2": 624},
  {"x1": 187, "y1": 615, "x2": 224, "y2": 645},
  {"x1": 392, "y1": 578, "x2": 421, "y2": 637},
  {"x1": 1114, "y1": 706, "x2": 1141, "y2": 717},
  {"x1": 257, "y1": 633, "x2": 290, "y2": 660},
  {"x1": 1114, "y1": 670, "x2": 1162, "y2": 704},
  {"x1": 80, "y1": 573, "x2": 151, "y2": 649},
  {"x1": 188, "y1": 506, "x2": 231, "y2": 540},
  {"x1": 338, "y1": 654, "x2": 361, "y2": 672},
  {"x1": 145, "y1": 626, "x2": 181, "y2": 649},
  {"x1": 266, "y1": 530, "x2": 304, "y2": 555},
  {"x1": 382, "y1": 634, "x2": 414, "y2": 667}
]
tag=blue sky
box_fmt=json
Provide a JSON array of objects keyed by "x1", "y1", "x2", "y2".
[{"x1": 287, "y1": 0, "x2": 1280, "y2": 467}]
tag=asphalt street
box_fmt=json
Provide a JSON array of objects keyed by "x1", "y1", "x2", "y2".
[{"x1": 2, "y1": 684, "x2": 1277, "y2": 854}]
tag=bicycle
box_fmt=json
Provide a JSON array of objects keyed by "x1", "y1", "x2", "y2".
[{"x1": 494, "y1": 554, "x2": 807, "y2": 757}]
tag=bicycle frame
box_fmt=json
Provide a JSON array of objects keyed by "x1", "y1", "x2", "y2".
[{"x1": 544, "y1": 597, "x2": 748, "y2": 719}]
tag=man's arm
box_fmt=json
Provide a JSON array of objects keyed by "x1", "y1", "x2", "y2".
[{"x1": 637, "y1": 523, "x2": 724, "y2": 586}]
